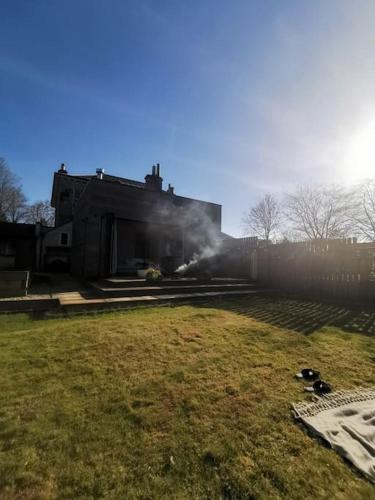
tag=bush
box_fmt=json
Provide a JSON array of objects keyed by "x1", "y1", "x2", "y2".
[{"x1": 145, "y1": 268, "x2": 163, "y2": 283}]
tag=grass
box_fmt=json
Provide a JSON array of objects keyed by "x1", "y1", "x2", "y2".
[{"x1": 0, "y1": 296, "x2": 374, "y2": 499}]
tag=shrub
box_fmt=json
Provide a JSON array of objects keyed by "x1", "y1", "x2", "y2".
[{"x1": 145, "y1": 267, "x2": 163, "y2": 283}]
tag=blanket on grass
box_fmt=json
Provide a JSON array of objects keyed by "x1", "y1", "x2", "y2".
[{"x1": 293, "y1": 387, "x2": 375, "y2": 484}]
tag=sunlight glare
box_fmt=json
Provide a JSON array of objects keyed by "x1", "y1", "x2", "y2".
[{"x1": 344, "y1": 118, "x2": 375, "y2": 182}]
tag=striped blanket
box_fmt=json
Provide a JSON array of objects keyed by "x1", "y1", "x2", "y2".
[{"x1": 293, "y1": 387, "x2": 375, "y2": 483}]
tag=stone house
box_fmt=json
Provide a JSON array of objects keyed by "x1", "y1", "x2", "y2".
[{"x1": 51, "y1": 164, "x2": 222, "y2": 278}]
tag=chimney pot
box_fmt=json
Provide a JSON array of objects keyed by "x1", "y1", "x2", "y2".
[
  {"x1": 96, "y1": 168, "x2": 105, "y2": 180},
  {"x1": 152, "y1": 165, "x2": 156, "y2": 175},
  {"x1": 156, "y1": 163, "x2": 160, "y2": 176},
  {"x1": 58, "y1": 163, "x2": 67, "y2": 174}
]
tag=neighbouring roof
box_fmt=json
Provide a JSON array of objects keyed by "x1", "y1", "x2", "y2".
[{"x1": 220, "y1": 232, "x2": 235, "y2": 240}]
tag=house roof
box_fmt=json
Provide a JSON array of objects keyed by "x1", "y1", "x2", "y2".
[
  {"x1": 71, "y1": 173, "x2": 146, "y2": 189},
  {"x1": 54, "y1": 170, "x2": 222, "y2": 207}
]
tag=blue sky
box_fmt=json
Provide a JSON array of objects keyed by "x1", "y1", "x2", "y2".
[{"x1": 1, "y1": 1, "x2": 375, "y2": 236}]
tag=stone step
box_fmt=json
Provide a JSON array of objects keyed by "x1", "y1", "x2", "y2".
[
  {"x1": 58, "y1": 289, "x2": 264, "y2": 313},
  {"x1": 90, "y1": 282, "x2": 256, "y2": 297},
  {"x1": 98, "y1": 277, "x2": 250, "y2": 288}
]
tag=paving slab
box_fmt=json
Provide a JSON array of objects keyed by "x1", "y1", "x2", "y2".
[{"x1": 58, "y1": 289, "x2": 265, "y2": 313}]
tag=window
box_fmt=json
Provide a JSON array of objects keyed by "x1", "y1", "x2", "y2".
[{"x1": 60, "y1": 233, "x2": 68, "y2": 245}]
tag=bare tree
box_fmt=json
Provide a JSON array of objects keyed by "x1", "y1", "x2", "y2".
[
  {"x1": 7, "y1": 187, "x2": 27, "y2": 222},
  {"x1": 283, "y1": 185, "x2": 352, "y2": 240},
  {"x1": 0, "y1": 158, "x2": 56, "y2": 226},
  {"x1": 243, "y1": 193, "x2": 281, "y2": 241},
  {"x1": 349, "y1": 181, "x2": 375, "y2": 241},
  {"x1": 0, "y1": 158, "x2": 26, "y2": 221},
  {"x1": 23, "y1": 200, "x2": 55, "y2": 226}
]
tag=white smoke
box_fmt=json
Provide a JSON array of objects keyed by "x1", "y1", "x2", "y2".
[
  {"x1": 150, "y1": 192, "x2": 223, "y2": 274},
  {"x1": 175, "y1": 247, "x2": 218, "y2": 274},
  {"x1": 175, "y1": 242, "x2": 222, "y2": 274},
  {"x1": 175, "y1": 254, "x2": 199, "y2": 274}
]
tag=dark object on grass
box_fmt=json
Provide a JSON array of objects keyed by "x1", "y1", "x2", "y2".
[
  {"x1": 296, "y1": 368, "x2": 320, "y2": 381},
  {"x1": 305, "y1": 380, "x2": 332, "y2": 395}
]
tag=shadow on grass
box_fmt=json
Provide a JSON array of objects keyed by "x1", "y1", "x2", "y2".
[
  {"x1": 25, "y1": 292, "x2": 375, "y2": 337},
  {"x1": 186, "y1": 294, "x2": 375, "y2": 336}
]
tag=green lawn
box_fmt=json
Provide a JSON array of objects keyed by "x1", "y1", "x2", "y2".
[{"x1": 0, "y1": 297, "x2": 374, "y2": 499}]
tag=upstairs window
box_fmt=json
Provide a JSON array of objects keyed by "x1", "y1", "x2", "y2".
[{"x1": 60, "y1": 233, "x2": 68, "y2": 245}]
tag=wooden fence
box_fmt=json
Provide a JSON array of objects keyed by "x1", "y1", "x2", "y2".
[
  {"x1": 253, "y1": 239, "x2": 375, "y2": 304},
  {"x1": 217, "y1": 237, "x2": 266, "y2": 277}
]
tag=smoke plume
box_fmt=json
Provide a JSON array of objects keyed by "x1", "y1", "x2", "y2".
[{"x1": 151, "y1": 193, "x2": 223, "y2": 273}]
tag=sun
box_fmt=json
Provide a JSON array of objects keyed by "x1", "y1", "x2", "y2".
[{"x1": 344, "y1": 119, "x2": 375, "y2": 182}]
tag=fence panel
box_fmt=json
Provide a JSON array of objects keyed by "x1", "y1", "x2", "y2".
[{"x1": 253, "y1": 239, "x2": 375, "y2": 304}]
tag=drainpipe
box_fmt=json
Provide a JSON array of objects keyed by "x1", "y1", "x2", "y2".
[{"x1": 110, "y1": 218, "x2": 117, "y2": 275}]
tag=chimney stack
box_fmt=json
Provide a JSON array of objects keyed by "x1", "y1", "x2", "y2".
[
  {"x1": 96, "y1": 168, "x2": 105, "y2": 180},
  {"x1": 58, "y1": 163, "x2": 67, "y2": 174},
  {"x1": 167, "y1": 183, "x2": 174, "y2": 195},
  {"x1": 145, "y1": 163, "x2": 163, "y2": 191}
]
